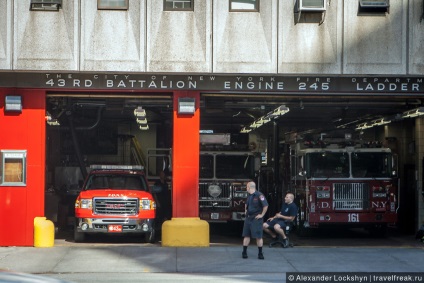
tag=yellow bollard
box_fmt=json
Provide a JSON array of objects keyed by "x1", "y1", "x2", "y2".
[{"x1": 34, "y1": 217, "x2": 55, "y2": 247}]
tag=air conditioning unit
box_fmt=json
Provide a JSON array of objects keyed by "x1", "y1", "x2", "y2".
[
  {"x1": 359, "y1": 0, "x2": 390, "y2": 8},
  {"x1": 30, "y1": 0, "x2": 62, "y2": 11},
  {"x1": 298, "y1": 0, "x2": 326, "y2": 12},
  {"x1": 358, "y1": 0, "x2": 389, "y2": 14}
]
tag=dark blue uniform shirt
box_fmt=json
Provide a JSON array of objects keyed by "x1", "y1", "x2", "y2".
[
  {"x1": 246, "y1": 191, "x2": 269, "y2": 216},
  {"x1": 280, "y1": 202, "x2": 298, "y2": 218}
]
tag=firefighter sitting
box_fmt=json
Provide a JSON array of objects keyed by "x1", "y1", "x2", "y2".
[{"x1": 263, "y1": 192, "x2": 298, "y2": 247}]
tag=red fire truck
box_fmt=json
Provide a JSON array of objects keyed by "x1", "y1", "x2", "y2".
[
  {"x1": 198, "y1": 149, "x2": 260, "y2": 222},
  {"x1": 286, "y1": 134, "x2": 398, "y2": 236},
  {"x1": 74, "y1": 165, "x2": 156, "y2": 243},
  {"x1": 146, "y1": 134, "x2": 261, "y2": 223}
]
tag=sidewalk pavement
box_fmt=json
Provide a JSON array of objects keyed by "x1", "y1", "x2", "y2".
[{"x1": 0, "y1": 239, "x2": 423, "y2": 283}]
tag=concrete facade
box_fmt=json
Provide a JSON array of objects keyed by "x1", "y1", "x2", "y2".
[{"x1": 0, "y1": 0, "x2": 422, "y2": 74}]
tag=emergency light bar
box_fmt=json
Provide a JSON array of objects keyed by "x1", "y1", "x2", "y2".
[{"x1": 90, "y1": 165, "x2": 144, "y2": 170}]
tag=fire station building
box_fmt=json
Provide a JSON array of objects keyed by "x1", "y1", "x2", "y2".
[{"x1": 1, "y1": 0, "x2": 424, "y2": 246}]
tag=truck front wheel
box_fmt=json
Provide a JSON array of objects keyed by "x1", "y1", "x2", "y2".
[
  {"x1": 74, "y1": 223, "x2": 86, "y2": 243},
  {"x1": 145, "y1": 228, "x2": 155, "y2": 243}
]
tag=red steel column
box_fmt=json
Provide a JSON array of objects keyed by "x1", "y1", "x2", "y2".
[
  {"x1": 0, "y1": 89, "x2": 46, "y2": 246},
  {"x1": 172, "y1": 91, "x2": 200, "y2": 218}
]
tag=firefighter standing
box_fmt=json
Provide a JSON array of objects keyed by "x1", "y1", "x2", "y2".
[{"x1": 242, "y1": 181, "x2": 268, "y2": 260}]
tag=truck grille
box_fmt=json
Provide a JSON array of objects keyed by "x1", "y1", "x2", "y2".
[
  {"x1": 333, "y1": 183, "x2": 370, "y2": 210},
  {"x1": 199, "y1": 182, "x2": 231, "y2": 208},
  {"x1": 93, "y1": 198, "x2": 138, "y2": 215}
]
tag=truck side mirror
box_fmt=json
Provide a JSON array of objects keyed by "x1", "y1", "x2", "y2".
[
  {"x1": 254, "y1": 156, "x2": 261, "y2": 171},
  {"x1": 298, "y1": 170, "x2": 307, "y2": 177}
]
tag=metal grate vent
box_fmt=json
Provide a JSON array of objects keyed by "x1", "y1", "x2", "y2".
[{"x1": 333, "y1": 183, "x2": 370, "y2": 210}]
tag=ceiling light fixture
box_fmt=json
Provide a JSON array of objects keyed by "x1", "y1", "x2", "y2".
[
  {"x1": 402, "y1": 107, "x2": 424, "y2": 118},
  {"x1": 45, "y1": 111, "x2": 60, "y2": 126},
  {"x1": 134, "y1": 106, "x2": 149, "y2": 130},
  {"x1": 240, "y1": 105, "x2": 290, "y2": 133},
  {"x1": 355, "y1": 122, "x2": 373, "y2": 131},
  {"x1": 355, "y1": 117, "x2": 391, "y2": 131},
  {"x1": 134, "y1": 106, "x2": 146, "y2": 117},
  {"x1": 240, "y1": 127, "x2": 251, "y2": 133},
  {"x1": 136, "y1": 117, "x2": 147, "y2": 124},
  {"x1": 371, "y1": 117, "x2": 391, "y2": 126}
]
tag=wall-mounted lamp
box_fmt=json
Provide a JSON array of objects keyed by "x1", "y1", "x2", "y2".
[
  {"x1": 178, "y1": 97, "x2": 196, "y2": 115},
  {"x1": 5, "y1": 96, "x2": 22, "y2": 113},
  {"x1": 139, "y1": 125, "x2": 149, "y2": 130},
  {"x1": 30, "y1": 0, "x2": 62, "y2": 11},
  {"x1": 402, "y1": 107, "x2": 424, "y2": 118},
  {"x1": 240, "y1": 105, "x2": 290, "y2": 133}
]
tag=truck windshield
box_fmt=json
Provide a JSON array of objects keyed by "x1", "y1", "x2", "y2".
[
  {"x1": 309, "y1": 152, "x2": 349, "y2": 178},
  {"x1": 351, "y1": 152, "x2": 391, "y2": 178},
  {"x1": 200, "y1": 155, "x2": 214, "y2": 178},
  {"x1": 215, "y1": 155, "x2": 254, "y2": 179},
  {"x1": 199, "y1": 154, "x2": 255, "y2": 179},
  {"x1": 85, "y1": 174, "x2": 148, "y2": 191}
]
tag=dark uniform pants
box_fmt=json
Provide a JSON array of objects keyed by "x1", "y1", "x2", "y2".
[{"x1": 242, "y1": 215, "x2": 264, "y2": 239}]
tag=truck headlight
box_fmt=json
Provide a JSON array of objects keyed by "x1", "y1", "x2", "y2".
[
  {"x1": 75, "y1": 199, "x2": 92, "y2": 209},
  {"x1": 208, "y1": 185, "x2": 222, "y2": 198},
  {"x1": 140, "y1": 199, "x2": 151, "y2": 210}
]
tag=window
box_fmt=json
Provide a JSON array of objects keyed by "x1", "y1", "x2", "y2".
[
  {"x1": 0, "y1": 150, "x2": 27, "y2": 186},
  {"x1": 164, "y1": 0, "x2": 193, "y2": 11},
  {"x1": 30, "y1": 0, "x2": 62, "y2": 11},
  {"x1": 98, "y1": 0, "x2": 129, "y2": 10},
  {"x1": 229, "y1": 0, "x2": 259, "y2": 12}
]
